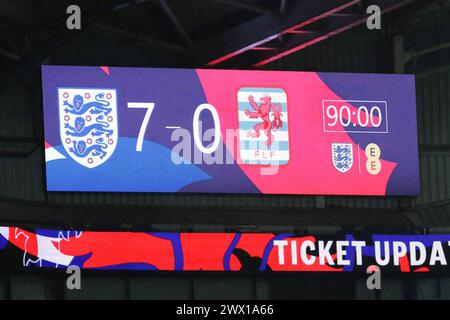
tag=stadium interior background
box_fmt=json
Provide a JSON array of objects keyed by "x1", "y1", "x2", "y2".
[{"x1": 0, "y1": 0, "x2": 450, "y2": 299}]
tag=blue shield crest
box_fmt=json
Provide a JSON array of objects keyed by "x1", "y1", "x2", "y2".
[
  {"x1": 58, "y1": 88, "x2": 118, "y2": 168},
  {"x1": 332, "y1": 143, "x2": 353, "y2": 173}
]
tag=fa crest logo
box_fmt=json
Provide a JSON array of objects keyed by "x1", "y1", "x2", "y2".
[
  {"x1": 238, "y1": 87, "x2": 289, "y2": 165},
  {"x1": 332, "y1": 143, "x2": 353, "y2": 173},
  {"x1": 58, "y1": 88, "x2": 118, "y2": 168}
]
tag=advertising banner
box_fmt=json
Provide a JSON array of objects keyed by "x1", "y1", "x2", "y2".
[
  {"x1": 42, "y1": 66, "x2": 419, "y2": 195},
  {"x1": 1, "y1": 227, "x2": 449, "y2": 273}
]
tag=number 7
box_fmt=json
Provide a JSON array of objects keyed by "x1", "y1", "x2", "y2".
[{"x1": 127, "y1": 102, "x2": 155, "y2": 152}]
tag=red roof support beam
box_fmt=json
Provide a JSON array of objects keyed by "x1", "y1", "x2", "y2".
[
  {"x1": 201, "y1": 0, "x2": 361, "y2": 66},
  {"x1": 253, "y1": 0, "x2": 418, "y2": 67}
]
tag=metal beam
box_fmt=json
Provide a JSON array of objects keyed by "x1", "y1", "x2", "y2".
[
  {"x1": 219, "y1": 15, "x2": 356, "y2": 68},
  {"x1": 200, "y1": 0, "x2": 361, "y2": 66},
  {"x1": 252, "y1": 0, "x2": 418, "y2": 67},
  {"x1": 253, "y1": 13, "x2": 366, "y2": 67},
  {"x1": 249, "y1": 46, "x2": 278, "y2": 51},
  {"x1": 279, "y1": 0, "x2": 288, "y2": 16},
  {"x1": 208, "y1": 0, "x2": 278, "y2": 16},
  {"x1": 157, "y1": 0, "x2": 196, "y2": 52},
  {"x1": 112, "y1": 0, "x2": 152, "y2": 11}
]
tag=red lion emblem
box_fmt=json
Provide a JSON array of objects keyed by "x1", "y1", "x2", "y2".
[{"x1": 245, "y1": 95, "x2": 283, "y2": 147}]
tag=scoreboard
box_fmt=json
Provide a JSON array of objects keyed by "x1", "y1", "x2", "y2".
[{"x1": 42, "y1": 65, "x2": 419, "y2": 195}]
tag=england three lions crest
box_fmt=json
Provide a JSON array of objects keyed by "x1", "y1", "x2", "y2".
[
  {"x1": 58, "y1": 88, "x2": 118, "y2": 169},
  {"x1": 332, "y1": 143, "x2": 353, "y2": 173}
]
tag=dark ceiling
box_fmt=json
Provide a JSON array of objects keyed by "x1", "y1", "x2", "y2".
[{"x1": 0, "y1": 0, "x2": 432, "y2": 73}]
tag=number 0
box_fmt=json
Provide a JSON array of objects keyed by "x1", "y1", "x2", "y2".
[{"x1": 193, "y1": 103, "x2": 221, "y2": 154}]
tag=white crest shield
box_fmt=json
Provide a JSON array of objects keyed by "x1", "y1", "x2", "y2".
[
  {"x1": 58, "y1": 88, "x2": 118, "y2": 168},
  {"x1": 332, "y1": 143, "x2": 353, "y2": 173}
]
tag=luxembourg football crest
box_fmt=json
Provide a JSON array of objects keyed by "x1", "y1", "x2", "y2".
[
  {"x1": 58, "y1": 88, "x2": 118, "y2": 169},
  {"x1": 332, "y1": 143, "x2": 353, "y2": 173},
  {"x1": 238, "y1": 87, "x2": 289, "y2": 165}
]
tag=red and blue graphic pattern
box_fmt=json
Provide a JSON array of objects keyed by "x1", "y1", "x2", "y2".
[{"x1": 0, "y1": 227, "x2": 449, "y2": 273}]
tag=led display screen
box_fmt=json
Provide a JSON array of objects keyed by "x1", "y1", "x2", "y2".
[
  {"x1": 1, "y1": 227, "x2": 448, "y2": 273},
  {"x1": 42, "y1": 65, "x2": 419, "y2": 195}
]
